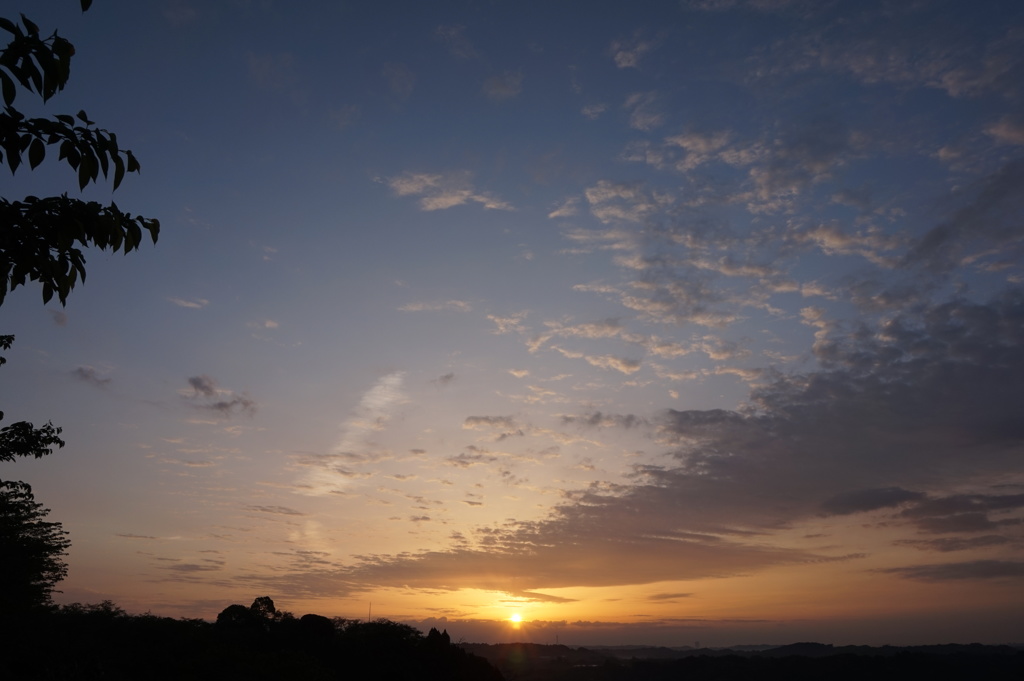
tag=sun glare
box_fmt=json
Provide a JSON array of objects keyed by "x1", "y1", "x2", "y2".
[{"x1": 509, "y1": 613, "x2": 522, "y2": 625}]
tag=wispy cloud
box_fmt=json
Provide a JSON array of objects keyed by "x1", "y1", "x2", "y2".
[
  {"x1": 624, "y1": 91, "x2": 665, "y2": 131},
  {"x1": 381, "y1": 62, "x2": 415, "y2": 99},
  {"x1": 434, "y1": 24, "x2": 478, "y2": 60},
  {"x1": 483, "y1": 71, "x2": 523, "y2": 101},
  {"x1": 387, "y1": 171, "x2": 514, "y2": 211},
  {"x1": 399, "y1": 300, "x2": 472, "y2": 312},
  {"x1": 297, "y1": 372, "x2": 407, "y2": 496},
  {"x1": 168, "y1": 297, "x2": 209, "y2": 309},
  {"x1": 878, "y1": 561, "x2": 1024, "y2": 582},
  {"x1": 611, "y1": 32, "x2": 655, "y2": 69}
]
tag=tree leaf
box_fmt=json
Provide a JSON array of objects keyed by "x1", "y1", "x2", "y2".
[
  {"x1": 78, "y1": 152, "x2": 93, "y2": 190},
  {"x1": 20, "y1": 14, "x2": 39, "y2": 37},
  {"x1": 112, "y1": 155, "x2": 125, "y2": 191},
  {"x1": 28, "y1": 137, "x2": 44, "y2": 169},
  {"x1": 0, "y1": 71, "x2": 15, "y2": 106}
]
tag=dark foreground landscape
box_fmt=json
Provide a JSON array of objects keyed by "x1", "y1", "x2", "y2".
[
  {"x1": 465, "y1": 641, "x2": 1024, "y2": 681},
  {"x1": 3, "y1": 598, "x2": 1022, "y2": 680}
]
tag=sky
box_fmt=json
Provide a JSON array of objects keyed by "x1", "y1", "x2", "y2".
[{"x1": 2, "y1": 0, "x2": 1023, "y2": 647}]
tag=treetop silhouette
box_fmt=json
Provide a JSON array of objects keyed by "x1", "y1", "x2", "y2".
[{"x1": 1, "y1": 0, "x2": 158, "y2": 306}]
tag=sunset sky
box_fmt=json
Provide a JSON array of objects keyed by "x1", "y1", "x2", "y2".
[{"x1": 2, "y1": 0, "x2": 1023, "y2": 646}]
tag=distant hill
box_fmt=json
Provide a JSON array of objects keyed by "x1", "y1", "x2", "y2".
[{"x1": 460, "y1": 640, "x2": 1024, "y2": 680}]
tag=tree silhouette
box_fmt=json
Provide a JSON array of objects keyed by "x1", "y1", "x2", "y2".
[
  {"x1": 1, "y1": 0, "x2": 158, "y2": 306},
  {"x1": 250, "y1": 595, "x2": 279, "y2": 620},
  {"x1": 0, "y1": 479, "x2": 70, "y2": 611},
  {"x1": 0, "y1": 336, "x2": 69, "y2": 612},
  {"x1": 0, "y1": 1, "x2": 159, "y2": 614}
]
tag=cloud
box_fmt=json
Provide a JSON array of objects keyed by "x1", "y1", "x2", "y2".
[
  {"x1": 296, "y1": 372, "x2": 407, "y2": 496},
  {"x1": 794, "y1": 223, "x2": 900, "y2": 266},
  {"x1": 399, "y1": 300, "x2": 472, "y2": 312},
  {"x1": 164, "y1": 562, "x2": 222, "y2": 573},
  {"x1": 561, "y1": 412, "x2": 647, "y2": 429},
  {"x1": 187, "y1": 375, "x2": 217, "y2": 398},
  {"x1": 387, "y1": 171, "x2": 513, "y2": 211},
  {"x1": 183, "y1": 375, "x2": 257, "y2": 418},
  {"x1": 736, "y1": 1, "x2": 1024, "y2": 102},
  {"x1": 488, "y1": 311, "x2": 529, "y2": 335},
  {"x1": 896, "y1": 536, "x2": 1012, "y2": 553},
  {"x1": 446, "y1": 453, "x2": 498, "y2": 468},
  {"x1": 527, "y1": 317, "x2": 629, "y2": 353},
  {"x1": 820, "y1": 487, "x2": 925, "y2": 516},
  {"x1": 896, "y1": 493, "x2": 1024, "y2": 534},
  {"x1": 878, "y1": 561, "x2": 1024, "y2": 582},
  {"x1": 548, "y1": 197, "x2": 580, "y2": 219},
  {"x1": 381, "y1": 62, "x2": 415, "y2": 99},
  {"x1": 246, "y1": 505, "x2": 308, "y2": 516},
  {"x1": 904, "y1": 159, "x2": 1024, "y2": 274},
  {"x1": 72, "y1": 366, "x2": 111, "y2": 387},
  {"x1": 483, "y1": 71, "x2": 523, "y2": 101},
  {"x1": 115, "y1": 533, "x2": 159, "y2": 540},
  {"x1": 986, "y1": 116, "x2": 1024, "y2": 146},
  {"x1": 463, "y1": 416, "x2": 525, "y2": 442},
  {"x1": 553, "y1": 348, "x2": 642, "y2": 374},
  {"x1": 463, "y1": 416, "x2": 523, "y2": 440},
  {"x1": 344, "y1": 534, "x2": 807, "y2": 596},
  {"x1": 168, "y1": 297, "x2": 209, "y2": 309},
  {"x1": 611, "y1": 33, "x2": 655, "y2": 69},
  {"x1": 648, "y1": 592, "x2": 693, "y2": 601},
  {"x1": 749, "y1": 115, "x2": 850, "y2": 206},
  {"x1": 435, "y1": 24, "x2": 478, "y2": 60},
  {"x1": 295, "y1": 290, "x2": 1024, "y2": 597},
  {"x1": 624, "y1": 91, "x2": 665, "y2": 131},
  {"x1": 584, "y1": 180, "x2": 664, "y2": 224}
]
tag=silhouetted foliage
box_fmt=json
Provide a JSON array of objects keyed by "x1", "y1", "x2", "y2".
[
  {"x1": 0, "y1": 336, "x2": 69, "y2": 613},
  {"x1": 207, "y1": 597, "x2": 504, "y2": 680},
  {"x1": 0, "y1": 0, "x2": 160, "y2": 624},
  {"x1": 299, "y1": 612, "x2": 335, "y2": 643},
  {"x1": 0, "y1": 478, "x2": 70, "y2": 612},
  {"x1": 250, "y1": 594, "x2": 279, "y2": 620},
  {"x1": 1, "y1": 1, "x2": 158, "y2": 306}
]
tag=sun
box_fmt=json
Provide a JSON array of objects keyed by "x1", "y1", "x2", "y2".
[{"x1": 509, "y1": 612, "x2": 522, "y2": 625}]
